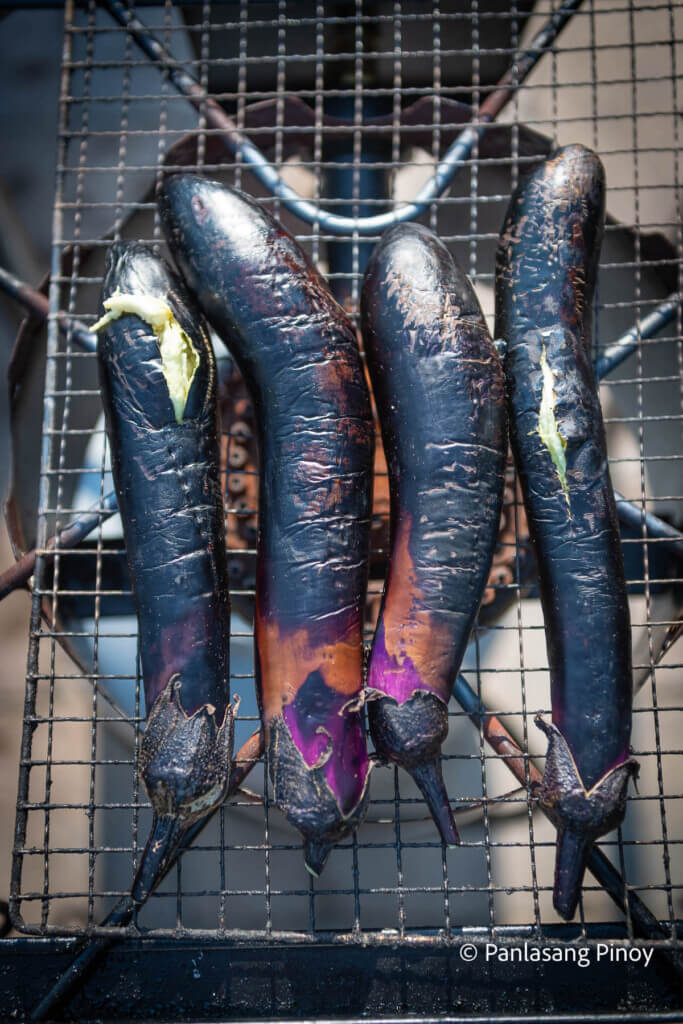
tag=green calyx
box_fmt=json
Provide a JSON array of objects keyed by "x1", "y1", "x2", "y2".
[
  {"x1": 93, "y1": 291, "x2": 199, "y2": 424},
  {"x1": 537, "y1": 345, "x2": 570, "y2": 508}
]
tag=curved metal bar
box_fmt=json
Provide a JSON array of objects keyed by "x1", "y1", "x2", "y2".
[
  {"x1": 614, "y1": 491, "x2": 683, "y2": 559},
  {"x1": 102, "y1": 0, "x2": 585, "y2": 236},
  {"x1": 597, "y1": 294, "x2": 680, "y2": 379},
  {"x1": 0, "y1": 264, "x2": 96, "y2": 353},
  {"x1": 0, "y1": 491, "x2": 118, "y2": 601}
]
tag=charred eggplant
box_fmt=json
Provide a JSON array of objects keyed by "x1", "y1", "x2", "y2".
[
  {"x1": 94, "y1": 241, "x2": 235, "y2": 901},
  {"x1": 158, "y1": 177, "x2": 374, "y2": 875},
  {"x1": 361, "y1": 223, "x2": 507, "y2": 845},
  {"x1": 495, "y1": 145, "x2": 638, "y2": 919}
]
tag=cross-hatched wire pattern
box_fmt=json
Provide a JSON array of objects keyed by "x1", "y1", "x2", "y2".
[{"x1": 10, "y1": 0, "x2": 683, "y2": 949}]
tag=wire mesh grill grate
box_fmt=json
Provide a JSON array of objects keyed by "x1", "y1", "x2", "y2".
[{"x1": 9, "y1": 0, "x2": 683, "y2": 952}]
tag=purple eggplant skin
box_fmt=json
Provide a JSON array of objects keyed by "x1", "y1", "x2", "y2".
[
  {"x1": 96, "y1": 242, "x2": 235, "y2": 901},
  {"x1": 360, "y1": 223, "x2": 507, "y2": 846},
  {"x1": 495, "y1": 145, "x2": 638, "y2": 920},
  {"x1": 158, "y1": 176, "x2": 374, "y2": 875}
]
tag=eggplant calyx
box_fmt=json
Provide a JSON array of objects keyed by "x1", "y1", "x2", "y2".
[
  {"x1": 369, "y1": 689, "x2": 449, "y2": 767},
  {"x1": 535, "y1": 716, "x2": 638, "y2": 814},
  {"x1": 268, "y1": 716, "x2": 371, "y2": 876},
  {"x1": 534, "y1": 716, "x2": 638, "y2": 920},
  {"x1": 140, "y1": 676, "x2": 235, "y2": 824},
  {"x1": 535, "y1": 718, "x2": 637, "y2": 920},
  {"x1": 93, "y1": 290, "x2": 199, "y2": 423},
  {"x1": 493, "y1": 337, "x2": 508, "y2": 360}
]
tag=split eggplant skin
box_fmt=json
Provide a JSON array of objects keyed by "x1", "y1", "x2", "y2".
[
  {"x1": 158, "y1": 176, "x2": 374, "y2": 875},
  {"x1": 361, "y1": 223, "x2": 507, "y2": 846},
  {"x1": 495, "y1": 145, "x2": 638, "y2": 919},
  {"x1": 96, "y1": 242, "x2": 234, "y2": 899}
]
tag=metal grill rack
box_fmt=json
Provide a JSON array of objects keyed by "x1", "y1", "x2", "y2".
[{"x1": 7, "y1": 0, "x2": 683, "y2": 987}]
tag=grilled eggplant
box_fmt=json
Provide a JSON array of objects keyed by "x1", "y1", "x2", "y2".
[
  {"x1": 361, "y1": 223, "x2": 507, "y2": 845},
  {"x1": 495, "y1": 145, "x2": 638, "y2": 919},
  {"x1": 94, "y1": 241, "x2": 235, "y2": 901},
  {"x1": 158, "y1": 177, "x2": 374, "y2": 875}
]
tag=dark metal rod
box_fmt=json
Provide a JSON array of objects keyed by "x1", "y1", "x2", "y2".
[
  {"x1": 0, "y1": 263, "x2": 96, "y2": 352},
  {"x1": 0, "y1": 264, "x2": 49, "y2": 318},
  {"x1": 100, "y1": 0, "x2": 584, "y2": 236},
  {"x1": 0, "y1": 492, "x2": 118, "y2": 601},
  {"x1": 614, "y1": 491, "x2": 683, "y2": 559},
  {"x1": 597, "y1": 294, "x2": 680, "y2": 379},
  {"x1": 29, "y1": 729, "x2": 264, "y2": 1021}
]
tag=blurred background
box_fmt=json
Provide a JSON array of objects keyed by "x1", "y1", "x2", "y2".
[{"x1": 0, "y1": 1, "x2": 681, "y2": 941}]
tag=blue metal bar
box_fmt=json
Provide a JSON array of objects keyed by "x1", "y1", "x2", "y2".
[
  {"x1": 101, "y1": 0, "x2": 585, "y2": 237},
  {"x1": 597, "y1": 294, "x2": 680, "y2": 378},
  {"x1": 614, "y1": 491, "x2": 683, "y2": 559},
  {"x1": 322, "y1": 95, "x2": 392, "y2": 306}
]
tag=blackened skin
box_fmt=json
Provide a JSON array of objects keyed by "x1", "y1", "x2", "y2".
[
  {"x1": 495, "y1": 145, "x2": 638, "y2": 920},
  {"x1": 361, "y1": 223, "x2": 507, "y2": 846},
  {"x1": 97, "y1": 242, "x2": 234, "y2": 900},
  {"x1": 158, "y1": 178, "x2": 374, "y2": 875}
]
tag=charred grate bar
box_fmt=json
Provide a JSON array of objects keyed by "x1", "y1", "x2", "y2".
[{"x1": 6, "y1": 0, "x2": 683, "y2": 1011}]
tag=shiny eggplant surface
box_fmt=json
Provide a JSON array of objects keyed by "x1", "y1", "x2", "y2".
[
  {"x1": 495, "y1": 145, "x2": 638, "y2": 920},
  {"x1": 158, "y1": 177, "x2": 374, "y2": 875},
  {"x1": 361, "y1": 223, "x2": 507, "y2": 845},
  {"x1": 95, "y1": 242, "x2": 234, "y2": 901}
]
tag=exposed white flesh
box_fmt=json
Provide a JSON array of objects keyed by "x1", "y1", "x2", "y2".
[
  {"x1": 93, "y1": 291, "x2": 199, "y2": 423},
  {"x1": 538, "y1": 345, "x2": 570, "y2": 507}
]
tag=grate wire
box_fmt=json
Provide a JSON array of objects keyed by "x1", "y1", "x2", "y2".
[{"x1": 8, "y1": 0, "x2": 683, "y2": 961}]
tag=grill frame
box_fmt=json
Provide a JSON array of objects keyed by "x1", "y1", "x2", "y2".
[{"x1": 6, "y1": 0, "x2": 682, "y2": 996}]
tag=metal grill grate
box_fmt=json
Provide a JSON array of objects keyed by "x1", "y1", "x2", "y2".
[{"x1": 9, "y1": 0, "x2": 682, "y2": 961}]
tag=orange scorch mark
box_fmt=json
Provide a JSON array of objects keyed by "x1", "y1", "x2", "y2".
[
  {"x1": 314, "y1": 343, "x2": 363, "y2": 421},
  {"x1": 380, "y1": 515, "x2": 455, "y2": 699},
  {"x1": 256, "y1": 606, "x2": 364, "y2": 724}
]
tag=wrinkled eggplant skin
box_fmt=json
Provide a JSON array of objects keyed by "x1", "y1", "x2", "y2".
[
  {"x1": 495, "y1": 145, "x2": 637, "y2": 919},
  {"x1": 97, "y1": 242, "x2": 234, "y2": 894},
  {"x1": 361, "y1": 223, "x2": 507, "y2": 845},
  {"x1": 158, "y1": 177, "x2": 374, "y2": 874}
]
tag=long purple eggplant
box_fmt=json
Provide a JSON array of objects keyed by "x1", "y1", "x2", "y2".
[
  {"x1": 93, "y1": 242, "x2": 235, "y2": 900},
  {"x1": 495, "y1": 145, "x2": 638, "y2": 919},
  {"x1": 158, "y1": 177, "x2": 374, "y2": 875},
  {"x1": 361, "y1": 223, "x2": 507, "y2": 845}
]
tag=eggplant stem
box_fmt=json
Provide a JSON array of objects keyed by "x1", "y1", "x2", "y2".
[
  {"x1": 553, "y1": 828, "x2": 590, "y2": 922},
  {"x1": 131, "y1": 814, "x2": 188, "y2": 904},
  {"x1": 410, "y1": 757, "x2": 460, "y2": 847},
  {"x1": 304, "y1": 837, "x2": 334, "y2": 877}
]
